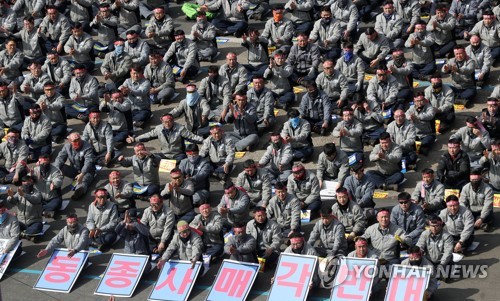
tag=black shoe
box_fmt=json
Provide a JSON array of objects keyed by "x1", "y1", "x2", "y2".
[
  {"x1": 71, "y1": 187, "x2": 85, "y2": 201},
  {"x1": 481, "y1": 223, "x2": 493, "y2": 232},
  {"x1": 115, "y1": 142, "x2": 124, "y2": 150},
  {"x1": 320, "y1": 128, "x2": 326, "y2": 136},
  {"x1": 98, "y1": 244, "x2": 110, "y2": 253},
  {"x1": 31, "y1": 235, "x2": 41, "y2": 244},
  {"x1": 386, "y1": 184, "x2": 399, "y2": 191},
  {"x1": 54, "y1": 136, "x2": 65, "y2": 144},
  {"x1": 133, "y1": 121, "x2": 144, "y2": 128},
  {"x1": 214, "y1": 172, "x2": 226, "y2": 181}
]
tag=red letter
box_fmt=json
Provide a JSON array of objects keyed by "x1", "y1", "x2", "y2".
[
  {"x1": 156, "y1": 267, "x2": 178, "y2": 292},
  {"x1": 336, "y1": 270, "x2": 364, "y2": 300},
  {"x1": 387, "y1": 276, "x2": 401, "y2": 300},
  {"x1": 155, "y1": 267, "x2": 194, "y2": 295},
  {"x1": 177, "y1": 269, "x2": 194, "y2": 295},
  {"x1": 404, "y1": 277, "x2": 425, "y2": 301},
  {"x1": 228, "y1": 270, "x2": 252, "y2": 297},
  {"x1": 105, "y1": 260, "x2": 141, "y2": 288},
  {"x1": 276, "y1": 262, "x2": 311, "y2": 297},
  {"x1": 44, "y1": 256, "x2": 80, "y2": 283},
  {"x1": 44, "y1": 272, "x2": 71, "y2": 283},
  {"x1": 214, "y1": 268, "x2": 237, "y2": 293},
  {"x1": 105, "y1": 277, "x2": 132, "y2": 288}
]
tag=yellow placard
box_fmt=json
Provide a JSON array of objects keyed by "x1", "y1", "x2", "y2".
[
  {"x1": 373, "y1": 191, "x2": 389, "y2": 199},
  {"x1": 1, "y1": 128, "x2": 7, "y2": 142},
  {"x1": 344, "y1": 233, "x2": 353, "y2": 239},
  {"x1": 394, "y1": 234, "x2": 403, "y2": 243},
  {"x1": 267, "y1": 46, "x2": 276, "y2": 56},
  {"x1": 493, "y1": 194, "x2": 500, "y2": 208},
  {"x1": 301, "y1": 210, "x2": 311, "y2": 222},
  {"x1": 444, "y1": 189, "x2": 460, "y2": 201},
  {"x1": 234, "y1": 152, "x2": 246, "y2": 159},
  {"x1": 258, "y1": 257, "x2": 266, "y2": 273},
  {"x1": 413, "y1": 82, "x2": 419, "y2": 88},
  {"x1": 172, "y1": 66, "x2": 182, "y2": 75},
  {"x1": 159, "y1": 159, "x2": 177, "y2": 173},
  {"x1": 293, "y1": 86, "x2": 306, "y2": 94},
  {"x1": 274, "y1": 109, "x2": 279, "y2": 116},
  {"x1": 364, "y1": 74, "x2": 374, "y2": 81},
  {"x1": 415, "y1": 141, "x2": 422, "y2": 153},
  {"x1": 454, "y1": 104, "x2": 465, "y2": 111},
  {"x1": 435, "y1": 119, "x2": 441, "y2": 134}
]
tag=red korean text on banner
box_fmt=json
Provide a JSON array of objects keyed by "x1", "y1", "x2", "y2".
[
  {"x1": 95, "y1": 253, "x2": 149, "y2": 298},
  {"x1": 105, "y1": 260, "x2": 141, "y2": 288},
  {"x1": 205, "y1": 260, "x2": 260, "y2": 301},
  {"x1": 149, "y1": 260, "x2": 202, "y2": 301},
  {"x1": 276, "y1": 262, "x2": 311, "y2": 297},
  {"x1": 44, "y1": 256, "x2": 80, "y2": 283},
  {"x1": 267, "y1": 253, "x2": 318, "y2": 301}
]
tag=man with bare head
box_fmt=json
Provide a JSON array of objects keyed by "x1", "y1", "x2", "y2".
[
  {"x1": 219, "y1": 52, "x2": 249, "y2": 94},
  {"x1": 386, "y1": 109, "x2": 418, "y2": 168},
  {"x1": 190, "y1": 203, "x2": 224, "y2": 260},
  {"x1": 465, "y1": 35, "x2": 492, "y2": 87}
]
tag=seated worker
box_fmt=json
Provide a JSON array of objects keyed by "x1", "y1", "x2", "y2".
[{"x1": 307, "y1": 207, "x2": 347, "y2": 257}]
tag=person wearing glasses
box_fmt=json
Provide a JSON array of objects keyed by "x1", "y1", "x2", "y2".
[
  {"x1": 160, "y1": 168, "x2": 196, "y2": 223},
  {"x1": 390, "y1": 192, "x2": 425, "y2": 246},
  {"x1": 416, "y1": 215, "x2": 454, "y2": 275}
]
